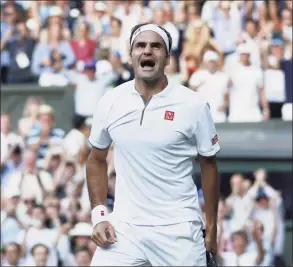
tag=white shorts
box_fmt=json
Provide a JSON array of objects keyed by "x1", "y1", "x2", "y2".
[{"x1": 91, "y1": 219, "x2": 206, "y2": 266}]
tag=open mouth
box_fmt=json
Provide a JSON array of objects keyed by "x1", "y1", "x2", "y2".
[{"x1": 140, "y1": 59, "x2": 155, "y2": 70}]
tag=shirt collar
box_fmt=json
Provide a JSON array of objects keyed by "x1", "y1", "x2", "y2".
[{"x1": 129, "y1": 76, "x2": 173, "y2": 98}]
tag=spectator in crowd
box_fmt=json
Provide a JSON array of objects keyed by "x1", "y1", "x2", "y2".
[
  {"x1": 109, "y1": 51, "x2": 134, "y2": 87},
  {"x1": 1, "y1": 144, "x2": 23, "y2": 189},
  {"x1": 0, "y1": 112, "x2": 24, "y2": 149},
  {"x1": 74, "y1": 247, "x2": 92, "y2": 267},
  {"x1": 30, "y1": 243, "x2": 50, "y2": 266},
  {"x1": 0, "y1": 20, "x2": 36, "y2": 83},
  {"x1": 31, "y1": 20, "x2": 75, "y2": 86},
  {"x1": 70, "y1": 20, "x2": 96, "y2": 69},
  {"x1": 18, "y1": 96, "x2": 44, "y2": 139},
  {"x1": 1, "y1": 242, "x2": 24, "y2": 266},
  {"x1": 19, "y1": 204, "x2": 71, "y2": 266},
  {"x1": 263, "y1": 51, "x2": 286, "y2": 118},
  {"x1": 189, "y1": 50, "x2": 230, "y2": 123},
  {"x1": 165, "y1": 53, "x2": 183, "y2": 84},
  {"x1": 203, "y1": 1, "x2": 242, "y2": 56},
  {"x1": 228, "y1": 43, "x2": 270, "y2": 122},
  {"x1": 99, "y1": 16, "x2": 126, "y2": 61},
  {"x1": 74, "y1": 1, "x2": 102, "y2": 40},
  {"x1": 62, "y1": 115, "x2": 91, "y2": 160},
  {"x1": 219, "y1": 222, "x2": 265, "y2": 266},
  {"x1": 39, "y1": 5, "x2": 72, "y2": 43},
  {"x1": 0, "y1": 1, "x2": 25, "y2": 83},
  {"x1": 5, "y1": 148, "x2": 54, "y2": 203},
  {"x1": 26, "y1": 104, "x2": 65, "y2": 161},
  {"x1": 65, "y1": 59, "x2": 118, "y2": 118},
  {"x1": 1, "y1": 188, "x2": 23, "y2": 246}
]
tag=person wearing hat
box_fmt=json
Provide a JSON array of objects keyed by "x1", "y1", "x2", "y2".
[
  {"x1": 227, "y1": 43, "x2": 270, "y2": 122},
  {"x1": 26, "y1": 104, "x2": 65, "y2": 161},
  {"x1": 65, "y1": 59, "x2": 118, "y2": 118},
  {"x1": 189, "y1": 50, "x2": 230, "y2": 123}
]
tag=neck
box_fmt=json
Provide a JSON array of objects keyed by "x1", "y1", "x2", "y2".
[{"x1": 134, "y1": 75, "x2": 168, "y2": 101}]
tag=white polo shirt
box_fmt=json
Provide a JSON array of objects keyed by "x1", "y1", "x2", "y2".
[{"x1": 89, "y1": 79, "x2": 220, "y2": 225}]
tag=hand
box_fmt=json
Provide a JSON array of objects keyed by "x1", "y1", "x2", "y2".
[
  {"x1": 41, "y1": 57, "x2": 51, "y2": 67},
  {"x1": 251, "y1": 220, "x2": 263, "y2": 242},
  {"x1": 91, "y1": 221, "x2": 117, "y2": 248},
  {"x1": 263, "y1": 111, "x2": 270, "y2": 120},
  {"x1": 52, "y1": 61, "x2": 63, "y2": 71}
]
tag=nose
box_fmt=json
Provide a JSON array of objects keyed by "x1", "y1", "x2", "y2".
[{"x1": 143, "y1": 43, "x2": 152, "y2": 55}]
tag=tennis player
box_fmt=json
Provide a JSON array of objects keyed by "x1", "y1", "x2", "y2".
[{"x1": 86, "y1": 23, "x2": 220, "y2": 266}]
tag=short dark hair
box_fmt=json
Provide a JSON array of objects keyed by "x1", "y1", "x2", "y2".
[
  {"x1": 3, "y1": 242, "x2": 21, "y2": 254},
  {"x1": 31, "y1": 244, "x2": 49, "y2": 256},
  {"x1": 72, "y1": 114, "x2": 86, "y2": 130},
  {"x1": 129, "y1": 23, "x2": 172, "y2": 53},
  {"x1": 111, "y1": 16, "x2": 122, "y2": 27}
]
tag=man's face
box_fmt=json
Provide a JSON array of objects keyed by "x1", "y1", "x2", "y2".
[
  {"x1": 75, "y1": 251, "x2": 91, "y2": 266},
  {"x1": 245, "y1": 22, "x2": 257, "y2": 38},
  {"x1": 239, "y1": 53, "x2": 250, "y2": 65},
  {"x1": 33, "y1": 246, "x2": 48, "y2": 265},
  {"x1": 232, "y1": 234, "x2": 247, "y2": 255},
  {"x1": 39, "y1": 113, "x2": 53, "y2": 131},
  {"x1": 5, "y1": 244, "x2": 20, "y2": 264},
  {"x1": 206, "y1": 60, "x2": 218, "y2": 73},
  {"x1": 129, "y1": 31, "x2": 170, "y2": 81}
]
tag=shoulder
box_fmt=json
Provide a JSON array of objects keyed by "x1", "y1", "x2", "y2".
[{"x1": 171, "y1": 83, "x2": 207, "y2": 110}]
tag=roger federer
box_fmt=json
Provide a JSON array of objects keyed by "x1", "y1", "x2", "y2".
[{"x1": 86, "y1": 23, "x2": 220, "y2": 266}]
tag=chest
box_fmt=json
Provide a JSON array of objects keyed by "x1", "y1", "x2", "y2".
[{"x1": 107, "y1": 97, "x2": 194, "y2": 149}]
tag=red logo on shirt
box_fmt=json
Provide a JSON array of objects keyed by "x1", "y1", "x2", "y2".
[
  {"x1": 211, "y1": 135, "x2": 218, "y2": 145},
  {"x1": 101, "y1": 211, "x2": 105, "y2": 216},
  {"x1": 164, "y1": 111, "x2": 175, "y2": 121}
]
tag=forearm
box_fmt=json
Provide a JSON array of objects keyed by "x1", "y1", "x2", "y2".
[
  {"x1": 199, "y1": 156, "x2": 220, "y2": 232},
  {"x1": 255, "y1": 238, "x2": 265, "y2": 264},
  {"x1": 259, "y1": 88, "x2": 269, "y2": 111},
  {"x1": 86, "y1": 153, "x2": 108, "y2": 209}
]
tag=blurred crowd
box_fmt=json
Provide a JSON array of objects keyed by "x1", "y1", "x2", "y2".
[
  {"x1": 0, "y1": 0, "x2": 291, "y2": 266},
  {"x1": 1, "y1": 0, "x2": 292, "y2": 122}
]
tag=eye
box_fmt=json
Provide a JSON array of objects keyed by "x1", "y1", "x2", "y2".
[
  {"x1": 152, "y1": 43, "x2": 161, "y2": 49},
  {"x1": 136, "y1": 43, "x2": 145, "y2": 48}
]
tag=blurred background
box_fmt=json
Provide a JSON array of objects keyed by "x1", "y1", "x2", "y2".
[{"x1": 0, "y1": 0, "x2": 292, "y2": 266}]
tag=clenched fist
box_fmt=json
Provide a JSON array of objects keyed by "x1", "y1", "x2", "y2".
[{"x1": 91, "y1": 221, "x2": 117, "y2": 248}]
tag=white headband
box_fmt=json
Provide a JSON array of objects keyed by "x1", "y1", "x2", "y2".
[{"x1": 130, "y1": 24, "x2": 170, "y2": 52}]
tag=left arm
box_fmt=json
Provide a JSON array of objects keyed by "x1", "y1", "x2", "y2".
[
  {"x1": 192, "y1": 103, "x2": 221, "y2": 254},
  {"x1": 199, "y1": 155, "x2": 220, "y2": 254}
]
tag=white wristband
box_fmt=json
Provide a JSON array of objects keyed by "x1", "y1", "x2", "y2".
[{"x1": 91, "y1": 205, "x2": 108, "y2": 227}]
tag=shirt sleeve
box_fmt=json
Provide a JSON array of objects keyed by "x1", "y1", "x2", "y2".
[
  {"x1": 192, "y1": 103, "x2": 220, "y2": 156},
  {"x1": 88, "y1": 96, "x2": 112, "y2": 149}
]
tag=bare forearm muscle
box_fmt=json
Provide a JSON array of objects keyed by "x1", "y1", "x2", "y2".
[
  {"x1": 199, "y1": 155, "x2": 220, "y2": 231},
  {"x1": 86, "y1": 147, "x2": 109, "y2": 209}
]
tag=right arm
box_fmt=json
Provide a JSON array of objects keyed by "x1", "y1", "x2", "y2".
[
  {"x1": 86, "y1": 146, "x2": 109, "y2": 209},
  {"x1": 86, "y1": 94, "x2": 117, "y2": 247}
]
